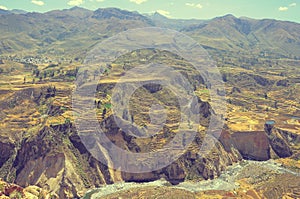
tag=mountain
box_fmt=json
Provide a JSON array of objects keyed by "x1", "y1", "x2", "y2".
[
  {"x1": 147, "y1": 12, "x2": 206, "y2": 30},
  {"x1": 0, "y1": 48, "x2": 298, "y2": 198},
  {"x1": 0, "y1": 7, "x2": 299, "y2": 59},
  {"x1": 0, "y1": 9, "x2": 27, "y2": 15},
  {"x1": 182, "y1": 14, "x2": 300, "y2": 58},
  {"x1": 0, "y1": 7, "x2": 299, "y2": 199},
  {"x1": 0, "y1": 7, "x2": 153, "y2": 56},
  {"x1": 11, "y1": 9, "x2": 27, "y2": 14},
  {"x1": 0, "y1": 9, "x2": 11, "y2": 15},
  {"x1": 93, "y1": 7, "x2": 153, "y2": 23}
]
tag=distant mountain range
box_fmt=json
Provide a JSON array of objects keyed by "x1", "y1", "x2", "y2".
[
  {"x1": 0, "y1": 9, "x2": 27, "y2": 15},
  {"x1": 0, "y1": 7, "x2": 299, "y2": 58}
]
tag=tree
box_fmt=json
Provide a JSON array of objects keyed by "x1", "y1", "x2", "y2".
[
  {"x1": 65, "y1": 118, "x2": 71, "y2": 124},
  {"x1": 102, "y1": 108, "x2": 107, "y2": 118},
  {"x1": 50, "y1": 71, "x2": 55, "y2": 77},
  {"x1": 97, "y1": 100, "x2": 101, "y2": 109},
  {"x1": 274, "y1": 101, "x2": 278, "y2": 109},
  {"x1": 43, "y1": 71, "x2": 47, "y2": 79},
  {"x1": 182, "y1": 133, "x2": 187, "y2": 147},
  {"x1": 35, "y1": 69, "x2": 40, "y2": 77}
]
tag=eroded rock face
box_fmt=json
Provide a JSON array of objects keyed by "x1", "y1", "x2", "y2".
[
  {"x1": 0, "y1": 120, "x2": 296, "y2": 198},
  {"x1": 181, "y1": 135, "x2": 243, "y2": 180},
  {"x1": 122, "y1": 172, "x2": 161, "y2": 183},
  {"x1": 231, "y1": 131, "x2": 270, "y2": 161},
  {"x1": 5, "y1": 124, "x2": 117, "y2": 199},
  {"x1": 121, "y1": 135, "x2": 242, "y2": 184},
  {"x1": 218, "y1": 124, "x2": 296, "y2": 161},
  {"x1": 215, "y1": 130, "x2": 271, "y2": 161},
  {"x1": 163, "y1": 162, "x2": 186, "y2": 185},
  {"x1": 264, "y1": 124, "x2": 293, "y2": 158},
  {"x1": 275, "y1": 128, "x2": 300, "y2": 145},
  {"x1": 0, "y1": 141, "x2": 14, "y2": 168},
  {"x1": 143, "y1": 83, "x2": 163, "y2": 93},
  {"x1": 191, "y1": 96, "x2": 214, "y2": 119}
]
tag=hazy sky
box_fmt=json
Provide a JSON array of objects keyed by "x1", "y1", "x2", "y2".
[{"x1": 0, "y1": 0, "x2": 299, "y2": 22}]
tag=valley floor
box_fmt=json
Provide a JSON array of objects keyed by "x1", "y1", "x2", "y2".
[{"x1": 84, "y1": 160, "x2": 300, "y2": 199}]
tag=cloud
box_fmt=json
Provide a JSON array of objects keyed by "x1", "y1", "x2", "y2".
[
  {"x1": 156, "y1": 10, "x2": 172, "y2": 18},
  {"x1": 0, "y1": 5, "x2": 8, "y2": 10},
  {"x1": 129, "y1": 0, "x2": 147, "y2": 4},
  {"x1": 278, "y1": 3, "x2": 296, "y2": 11},
  {"x1": 31, "y1": 0, "x2": 45, "y2": 6},
  {"x1": 278, "y1": 6, "x2": 288, "y2": 11},
  {"x1": 185, "y1": 3, "x2": 203, "y2": 9},
  {"x1": 89, "y1": 0, "x2": 105, "y2": 2},
  {"x1": 68, "y1": 0, "x2": 84, "y2": 6}
]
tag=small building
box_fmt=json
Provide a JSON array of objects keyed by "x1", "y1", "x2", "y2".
[
  {"x1": 265, "y1": 120, "x2": 276, "y2": 125},
  {"x1": 265, "y1": 120, "x2": 276, "y2": 132}
]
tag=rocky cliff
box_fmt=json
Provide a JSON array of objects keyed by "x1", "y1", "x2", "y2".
[
  {"x1": 0, "y1": 86, "x2": 297, "y2": 198},
  {"x1": 264, "y1": 123, "x2": 293, "y2": 158},
  {"x1": 2, "y1": 120, "x2": 297, "y2": 198},
  {"x1": 217, "y1": 122, "x2": 298, "y2": 162},
  {"x1": 0, "y1": 49, "x2": 298, "y2": 198}
]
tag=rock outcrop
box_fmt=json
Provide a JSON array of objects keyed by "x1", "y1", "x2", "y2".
[
  {"x1": 0, "y1": 140, "x2": 14, "y2": 168},
  {"x1": 0, "y1": 178, "x2": 55, "y2": 199},
  {"x1": 264, "y1": 124, "x2": 293, "y2": 158},
  {"x1": 0, "y1": 85, "x2": 296, "y2": 198},
  {"x1": 0, "y1": 113, "x2": 296, "y2": 198},
  {"x1": 216, "y1": 130, "x2": 271, "y2": 161},
  {"x1": 217, "y1": 123, "x2": 297, "y2": 162},
  {"x1": 231, "y1": 131, "x2": 270, "y2": 161},
  {"x1": 143, "y1": 83, "x2": 163, "y2": 93}
]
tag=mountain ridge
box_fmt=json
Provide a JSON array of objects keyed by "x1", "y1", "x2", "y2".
[
  {"x1": 0, "y1": 6, "x2": 299, "y2": 199},
  {"x1": 0, "y1": 7, "x2": 299, "y2": 58},
  {"x1": 0, "y1": 7, "x2": 300, "y2": 57}
]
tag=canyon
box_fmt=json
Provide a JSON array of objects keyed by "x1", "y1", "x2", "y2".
[{"x1": 0, "y1": 7, "x2": 299, "y2": 199}]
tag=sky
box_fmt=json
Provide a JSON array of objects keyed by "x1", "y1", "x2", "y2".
[{"x1": 0, "y1": 0, "x2": 299, "y2": 22}]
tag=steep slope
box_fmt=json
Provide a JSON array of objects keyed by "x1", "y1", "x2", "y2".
[
  {"x1": 182, "y1": 14, "x2": 300, "y2": 58},
  {"x1": 0, "y1": 9, "x2": 300, "y2": 59},
  {"x1": 0, "y1": 7, "x2": 153, "y2": 56},
  {"x1": 147, "y1": 12, "x2": 206, "y2": 30},
  {"x1": 0, "y1": 9, "x2": 12, "y2": 15},
  {"x1": 0, "y1": 7, "x2": 299, "y2": 199},
  {"x1": 0, "y1": 50, "x2": 298, "y2": 198},
  {"x1": 0, "y1": 51, "x2": 243, "y2": 198}
]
